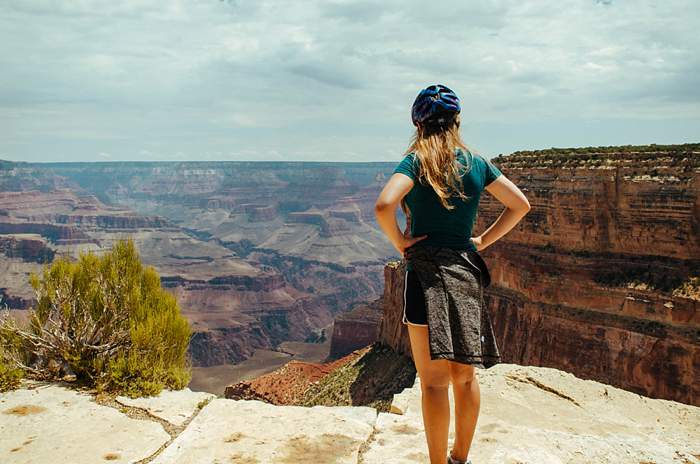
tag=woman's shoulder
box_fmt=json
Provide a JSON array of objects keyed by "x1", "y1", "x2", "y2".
[
  {"x1": 464, "y1": 148, "x2": 486, "y2": 163},
  {"x1": 464, "y1": 149, "x2": 493, "y2": 171},
  {"x1": 393, "y1": 151, "x2": 420, "y2": 180}
]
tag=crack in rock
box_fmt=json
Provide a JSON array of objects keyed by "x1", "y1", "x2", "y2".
[
  {"x1": 506, "y1": 373, "x2": 582, "y2": 407},
  {"x1": 356, "y1": 415, "x2": 381, "y2": 463}
]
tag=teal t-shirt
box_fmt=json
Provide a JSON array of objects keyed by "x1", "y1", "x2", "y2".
[{"x1": 392, "y1": 148, "x2": 502, "y2": 264}]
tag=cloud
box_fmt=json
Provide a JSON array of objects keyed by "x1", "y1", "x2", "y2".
[{"x1": 0, "y1": 0, "x2": 698, "y2": 162}]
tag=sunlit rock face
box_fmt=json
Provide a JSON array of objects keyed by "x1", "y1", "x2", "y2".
[{"x1": 381, "y1": 144, "x2": 700, "y2": 406}]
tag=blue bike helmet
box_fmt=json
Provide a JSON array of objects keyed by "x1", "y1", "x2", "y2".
[{"x1": 411, "y1": 84, "x2": 461, "y2": 127}]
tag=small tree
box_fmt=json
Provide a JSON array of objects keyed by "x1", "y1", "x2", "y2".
[{"x1": 0, "y1": 239, "x2": 192, "y2": 397}]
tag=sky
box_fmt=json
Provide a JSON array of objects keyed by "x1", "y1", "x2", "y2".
[{"x1": 1, "y1": 0, "x2": 699, "y2": 163}]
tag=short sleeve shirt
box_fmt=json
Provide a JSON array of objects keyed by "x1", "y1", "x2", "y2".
[{"x1": 392, "y1": 148, "x2": 502, "y2": 256}]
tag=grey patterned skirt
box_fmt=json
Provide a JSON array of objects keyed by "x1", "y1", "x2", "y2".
[{"x1": 403, "y1": 245, "x2": 501, "y2": 368}]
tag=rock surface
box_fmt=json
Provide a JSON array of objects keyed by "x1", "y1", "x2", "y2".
[
  {"x1": 224, "y1": 348, "x2": 368, "y2": 403},
  {"x1": 329, "y1": 298, "x2": 383, "y2": 359},
  {"x1": 2, "y1": 362, "x2": 699, "y2": 463},
  {"x1": 151, "y1": 399, "x2": 378, "y2": 464},
  {"x1": 0, "y1": 383, "x2": 170, "y2": 464},
  {"x1": 116, "y1": 388, "x2": 215, "y2": 426},
  {"x1": 366, "y1": 363, "x2": 700, "y2": 463}
]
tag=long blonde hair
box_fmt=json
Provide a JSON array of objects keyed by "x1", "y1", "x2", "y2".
[{"x1": 404, "y1": 114, "x2": 471, "y2": 210}]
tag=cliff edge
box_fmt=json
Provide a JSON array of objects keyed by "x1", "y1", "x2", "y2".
[{"x1": 2, "y1": 362, "x2": 699, "y2": 463}]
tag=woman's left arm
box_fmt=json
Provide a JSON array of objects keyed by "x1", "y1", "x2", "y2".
[{"x1": 374, "y1": 173, "x2": 427, "y2": 256}]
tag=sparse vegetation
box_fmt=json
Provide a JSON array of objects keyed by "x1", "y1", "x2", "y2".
[
  {"x1": 300, "y1": 342, "x2": 416, "y2": 412},
  {"x1": 493, "y1": 142, "x2": 700, "y2": 170},
  {"x1": 196, "y1": 397, "x2": 213, "y2": 410},
  {"x1": 0, "y1": 349, "x2": 23, "y2": 392},
  {"x1": 592, "y1": 264, "x2": 700, "y2": 301},
  {"x1": 673, "y1": 276, "x2": 700, "y2": 301},
  {"x1": 0, "y1": 239, "x2": 192, "y2": 397},
  {"x1": 0, "y1": 314, "x2": 26, "y2": 392}
]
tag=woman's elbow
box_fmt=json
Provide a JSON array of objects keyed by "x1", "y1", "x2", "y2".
[
  {"x1": 374, "y1": 199, "x2": 392, "y2": 212},
  {"x1": 506, "y1": 198, "x2": 531, "y2": 216},
  {"x1": 374, "y1": 200, "x2": 395, "y2": 218},
  {"x1": 519, "y1": 198, "x2": 532, "y2": 215}
]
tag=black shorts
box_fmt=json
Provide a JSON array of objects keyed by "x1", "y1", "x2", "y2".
[
  {"x1": 402, "y1": 268, "x2": 428, "y2": 326},
  {"x1": 401, "y1": 248, "x2": 491, "y2": 327}
]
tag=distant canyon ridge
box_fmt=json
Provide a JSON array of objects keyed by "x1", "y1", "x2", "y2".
[{"x1": 1, "y1": 144, "x2": 698, "y2": 406}]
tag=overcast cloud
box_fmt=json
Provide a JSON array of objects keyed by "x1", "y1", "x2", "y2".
[{"x1": 1, "y1": 0, "x2": 698, "y2": 162}]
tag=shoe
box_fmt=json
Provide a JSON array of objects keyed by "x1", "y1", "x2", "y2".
[{"x1": 447, "y1": 454, "x2": 472, "y2": 464}]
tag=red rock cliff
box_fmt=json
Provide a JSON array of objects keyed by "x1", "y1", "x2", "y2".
[{"x1": 380, "y1": 143, "x2": 700, "y2": 407}]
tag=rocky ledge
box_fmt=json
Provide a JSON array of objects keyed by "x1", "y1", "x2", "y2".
[{"x1": 2, "y1": 362, "x2": 699, "y2": 463}]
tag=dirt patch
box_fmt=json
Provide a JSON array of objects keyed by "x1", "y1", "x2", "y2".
[
  {"x1": 3, "y1": 404, "x2": 47, "y2": 416},
  {"x1": 229, "y1": 452, "x2": 261, "y2": 463},
  {"x1": 279, "y1": 432, "x2": 357, "y2": 463},
  {"x1": 224, "y1": 431, "x2": 246, "y2": 443},
  {"x1": 391, "y1": 422, "x2": 422, "y2": 435},
  {"x1": 103, "y1": 452, "x2": 121, "y2": 460}
]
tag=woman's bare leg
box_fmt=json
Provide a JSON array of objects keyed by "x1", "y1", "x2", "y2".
[
  {"x1": 448, "y1": 361, "x2": 480, "y2": 462},
  {"x1": 407, "y1": 323, "x2": 451, "y2": 464}
]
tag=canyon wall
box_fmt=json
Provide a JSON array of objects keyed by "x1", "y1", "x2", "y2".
[
  {"x1": 328, "y1": 299, "x2": 383, "y2": 359},
  {"x1": 380, "y1": 144, "x2": 700, "y2": 406}
]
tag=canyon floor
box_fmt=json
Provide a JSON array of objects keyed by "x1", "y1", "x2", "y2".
[
  {"x1": 2, "y1": 362, "x2": 698, "y2": 464},
  {"x1": 188, "y1": 338, "x2": 333, "y2": 396}
]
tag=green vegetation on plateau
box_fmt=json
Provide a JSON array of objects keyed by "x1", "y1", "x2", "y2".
[{"x1": 492, "y1": 142, "x2": 700, "y2": 169}]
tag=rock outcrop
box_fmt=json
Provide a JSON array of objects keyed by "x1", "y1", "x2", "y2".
[
  {"x1": 3, "y1": 362, "x2": 699, "y2": 463},
  {"x1": 223, "y1": 342, "x2": 416, "y2": 411},
  {"x1": 329, "y1": 299, "x2": 383, "y2": 359},
  {"x1": 224, "y1": 348, "x2": 368, "y2": 404},
  {"x1": 0, "y1": 235, "x2": 54, "y2": 263}
]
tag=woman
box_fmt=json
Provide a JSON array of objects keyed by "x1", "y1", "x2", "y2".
[{"x1": 374, "y1": 84, "x2": 530, "y2": 464}]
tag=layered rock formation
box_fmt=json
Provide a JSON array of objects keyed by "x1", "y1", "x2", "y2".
[
  {"x1": 380, "y1": 143, "x2": 700, "y2": 406},
  {"x1": 4, "y1": 143, "x2": 697, "y2": 402},
  {"x1": 0, "y1": 160, "x2": 401, "y2": 380},
  {"x1": 224, "y1": 347, "x2": 368, "y2": 404},
  {"x1": 224, "y1": 342, "x2": 416, "y2": 412},
  {"x1": 329, "y1": 299, "x2": 383, "y2": 359}
]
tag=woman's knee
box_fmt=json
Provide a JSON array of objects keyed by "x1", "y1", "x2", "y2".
[
  {"x1": 419, "y1": 364, "x2": 451, "y2": 389},
  {"x1": 448, "y1": 362, "x2": 477, "y2": 384}
]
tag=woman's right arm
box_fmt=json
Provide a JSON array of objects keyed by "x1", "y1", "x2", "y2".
[{"x1": 473, "y1": 175, "x2": 530, "y2": 251}]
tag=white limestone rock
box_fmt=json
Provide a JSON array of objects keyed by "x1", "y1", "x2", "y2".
[
  {"x1": 389, "y1": 374, "x2": 421, "y2": 415},
  {"x1": 116, "y1": 388, "x2": 215, "y2": 426},
  {"x1": 152, "y1": 398, "x2": 378, "y2": 464},
  {"x1": 0, "y1": 384, "x2": 169, "y2": 464},
  {"x1": 374, "y1": 363, "x2": 700, "y2": 464}
]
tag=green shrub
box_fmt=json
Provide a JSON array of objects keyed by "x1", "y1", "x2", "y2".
[
  {"x1": 0, "y1": 239, "x2": 192, "y2": 397},
  {"x1": 0, "y1": 310, "x2": 27, "y2": 392},
  {"x1": 0, "y1": 350, "x2": 23, "y2": 392}
]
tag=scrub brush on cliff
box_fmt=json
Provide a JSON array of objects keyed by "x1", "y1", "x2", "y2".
[{"x1": 447, "y1": 454, "x2": 472, "y2": 464}]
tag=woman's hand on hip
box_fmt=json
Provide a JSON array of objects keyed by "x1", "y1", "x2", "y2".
[
  {"x1": 470, "y1": 236, "x2": 485, "y2": 251},
  {"x1": 398, "y1": 232, "x2": 427, "y2": 257}
]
